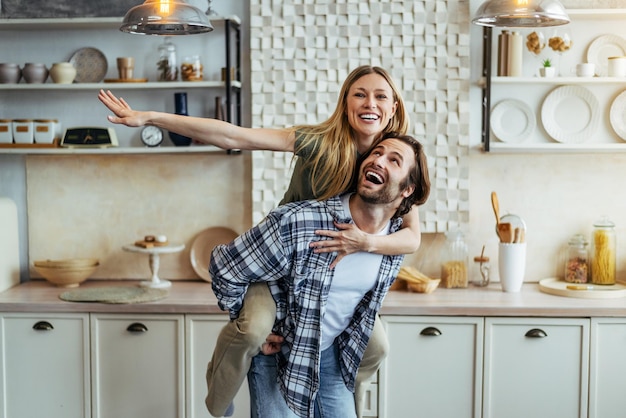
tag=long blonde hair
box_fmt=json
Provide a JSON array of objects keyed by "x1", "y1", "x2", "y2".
[{"x1": 293, "y1": 66, "x2": 409, "y2": 201}]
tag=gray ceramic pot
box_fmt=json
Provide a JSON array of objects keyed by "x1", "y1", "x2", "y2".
[
  {"x1": 0, "y1": 63, "x2": 22, "y2": 83},
  {"x1": 22, "y1": 63, "x2": 49, "y2": 83}
]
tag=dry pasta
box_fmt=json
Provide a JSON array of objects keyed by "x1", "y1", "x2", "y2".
[{"x1": 591, "y1": 230, "x2": 615, "y2": 285}]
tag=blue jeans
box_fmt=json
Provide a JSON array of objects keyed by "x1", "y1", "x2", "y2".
[{"x1": 248, "y1": 343, "x2": 357, "y2": 418}]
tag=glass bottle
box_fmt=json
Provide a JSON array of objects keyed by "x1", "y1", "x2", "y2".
[
  {"x1": 440, "y1": 230, "x2": 469, "y2": 288},
  {"x1": 590, "y1": 217, "x2": 616, "y2": 285},
  {"x1": 564, "y1": 234, "x2": 589, "y2": 283},
  {"x1": 157, "y1": 37, "x2": 178, "y2": 81}
]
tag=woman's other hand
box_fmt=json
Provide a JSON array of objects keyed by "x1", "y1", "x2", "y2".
[
  {"x1": 260, "y1": 333, "x2": 284, "y2": 355},
  {"x1": 98, "y1": 89, "x2": 147, "y2": 127},
  {"x1": 311, "y1": 221, "x2": 369, "y2": 269}
]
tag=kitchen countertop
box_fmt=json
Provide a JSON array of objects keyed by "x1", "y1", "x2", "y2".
[{"x1": 2, "y1": 279, "x2": 626, "y2": 317}]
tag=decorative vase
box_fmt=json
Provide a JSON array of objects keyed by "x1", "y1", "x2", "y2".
[
  {"x1": 0, "y1": 63, "x2": 22, "y2": 84},
  {"x1": 539, "y1": 67, "x2": 556, "y2": 77},
  {"x1": 22, "y1": 63, "x2": 48, "y2": 83},
  {"x1": 49, "y1": 62, "x2": 77, "y2": 84},
  {"x1": 168, "y1": 92, "x2": 192, "y2": 146}
]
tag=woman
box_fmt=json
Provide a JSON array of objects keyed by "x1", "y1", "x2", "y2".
[{"x1": 98, "y1": 65, "x2": 421, "y2": 417}]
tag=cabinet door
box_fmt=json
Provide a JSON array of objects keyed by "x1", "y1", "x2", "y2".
[
  {"x1": 589, "y1": 318, "x2": 626, "y2": 418},
  {"x1": 483, "y1": 317, "x2": 589, "y2": 418},
  {"x1": 0, "y1": 313, "x2": 90, "y2": 418},
  {"x1": 91, "y1": 314, "x2": 184, "y2": 418},
  {"x1": 185, "y1": 315, "x2": 250, "y2": 418},
  {"x1": 379, "y1": 316, "x2": 484, "y2": 418}
]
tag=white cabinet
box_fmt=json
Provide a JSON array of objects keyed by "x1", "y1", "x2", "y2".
[
  {"x1": 185, "y1": 315, "x2": 250, "y2": 418},
  {"x1": 0, "y1": 313, "x2": 90, "y2": 418},
  {"x1": 589, "y1": 318, "x2": 626, "y2": 418},
  {"x1": 90, "y1": 314, "x2": 185, "y2": 418},
  {"x1": 483, "y1": 317, "x2": 589, "y2": 418},
  {"x1": 379, "y1": 316, "x2": 484, "y2": 418}
]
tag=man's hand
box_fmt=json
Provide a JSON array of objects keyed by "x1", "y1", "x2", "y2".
[{"x1": 260, "y1": 333, "x2": 284, "y2": 355}]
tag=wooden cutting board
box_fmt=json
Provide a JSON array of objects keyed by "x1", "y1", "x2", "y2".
[{"x1": 539, "y1": 277, "x2": 626, "y2": 299}]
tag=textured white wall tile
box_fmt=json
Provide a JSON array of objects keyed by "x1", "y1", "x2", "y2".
[{"x1": 250, "y1": 0, "x2": 470, "y2": 232}]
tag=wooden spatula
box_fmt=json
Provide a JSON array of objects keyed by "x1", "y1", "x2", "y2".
[{"x1": 491, "y1": 191, "x2": 502, "y2": 241}]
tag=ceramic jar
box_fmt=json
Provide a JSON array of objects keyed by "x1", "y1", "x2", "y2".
[
  {"x1": 0, "y1": 120, "x2": 12, "y2": 143},
  {"x1": 22, "y1": 63, "x2": 48, "y2": 84},
  {"x1": 33, "y1": 119, "x2": 57, "y2": 144},
  {"x1": 49, "y1": 62, "x2": 76, "y2": 84},
  {"x1": 0, "y1": 63, "x2": 22, "y2": 84},
  {"x1": 12, "y1": 119, "x2": 34, "y2": 144}
]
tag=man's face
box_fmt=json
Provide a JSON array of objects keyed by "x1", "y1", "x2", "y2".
[{"x1": 357, "y1": 138, "x2": 415, "y2": 206}]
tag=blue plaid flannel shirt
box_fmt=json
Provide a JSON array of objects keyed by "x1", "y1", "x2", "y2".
[{"x1": 210, "y1": 194, "x2": 404, "y2": 418}]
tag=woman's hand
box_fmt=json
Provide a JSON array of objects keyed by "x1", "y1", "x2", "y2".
[
  {"x1": 311, "y1": 221, "x2": 370, "y2": 269},
  {"x1": 260, "y1": 333, "x2": 284, "y2": 355},
  {"x1": 98, "y1": 89, "x2": 147, "y2": 127}
]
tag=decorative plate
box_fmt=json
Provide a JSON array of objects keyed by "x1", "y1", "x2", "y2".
[
  {"x1": 540, "y1": 85, "x2": 599, "y2": 144},
  {"x1": 586, "y1": 34, "x2": 626, "y2": 77},
  {"x1": 69, "y1": 47, "x2": 108, "y2": 83},
  {"x1": 190, "y1": 227, "x2": 238, "y2": 282},
  {"x1": 490, "y1": 99, "x2": 535, "y2": 143},
  {"x1": 610, "y1": 90, "x2": 626, "y2": 141}
]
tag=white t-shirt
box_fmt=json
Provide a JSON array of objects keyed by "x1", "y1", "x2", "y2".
[{"x1": 320, "y1": 193, "x2": 390, "y2": 350}]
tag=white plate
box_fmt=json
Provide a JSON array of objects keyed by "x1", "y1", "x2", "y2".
[
  {"x1": 586, "y1": 34, "x2": 626, "y2": 76},
  {"x1": 490, "y1": 99, "x2": 535, "y2": 143},
  {"x1": 190, "y1": 227, "x2": 238, "y2": 282},
  {"x1": 69, "y1": 47, "x2": 108, "y2": 83},
  {"x1": 610, "y1": 90, "x2": 626, "y2": 141},
  {"x1": 540, "y1": 85, "x2": 599, "y2": 144}
]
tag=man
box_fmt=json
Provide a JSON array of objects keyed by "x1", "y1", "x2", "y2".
[{"x1": 210, "y1": 132, "x2": 430, "y2": 417}]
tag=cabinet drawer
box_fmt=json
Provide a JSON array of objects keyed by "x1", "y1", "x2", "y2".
[
  {"x1": 483, "y1": 317, "x2": 589, "y2": 418},
  {"x1": 379, "y1": 316, "x2": 483, "y2": 418},
  {"x1": 0, "y1": 313, "x2": 90, "y2": 418},
  {"x1": 91, "y1": 314, "x2": 184, "y2": 418},
  {"x1": 590, "y1": 318, "x2": 626, "y2": 418}
]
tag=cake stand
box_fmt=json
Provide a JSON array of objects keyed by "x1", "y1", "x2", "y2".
[{"x1": 122, "y1": 243, "x2": 185, "y2": 288}]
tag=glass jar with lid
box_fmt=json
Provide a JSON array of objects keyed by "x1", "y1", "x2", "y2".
[
  {"x1": 157, "y1": 37, "x2": 178, "y2": 81},
  {"x1": 590, "y1": 216, "x2": 616, "y2": 285},
  {"x1": 440, "y1": 230, "x2": 469, "y2": 288},
  {"x1": 564, "y1": 234, "x2": 588, "y2": 283}
]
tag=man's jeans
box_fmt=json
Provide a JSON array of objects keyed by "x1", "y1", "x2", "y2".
[{"x1": 248, "y1": 343, "x2": 357, "y2": 418}]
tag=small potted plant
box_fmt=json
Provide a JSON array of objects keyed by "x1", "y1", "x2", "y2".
[{"x1": 539, "y1": 58, "x2": 556, "y2": 77}]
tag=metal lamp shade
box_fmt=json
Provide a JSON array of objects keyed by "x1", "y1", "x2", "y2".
[
  {"x1": 472, "y1": 0, "x2": 570, "y2": 27},
  {"x1": 120, "y1": 0, "x2": 214, "y2": 35}
]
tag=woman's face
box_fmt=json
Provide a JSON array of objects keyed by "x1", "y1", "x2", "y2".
[{"x1": 345, "y1": 73, "x2": 398, "y2": 148}]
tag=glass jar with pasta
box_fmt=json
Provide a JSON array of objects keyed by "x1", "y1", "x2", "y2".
[
  {"x1": 440, "y1": 230, "x2": 469, "y2": 288},
  {"x1": 590, "y1": 217, "x2": 616, "y2": 285}
]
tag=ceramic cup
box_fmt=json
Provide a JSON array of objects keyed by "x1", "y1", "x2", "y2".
[
  {"x1": 116, "y1": 57, "x2": 134, "y2": 80},
  {"x1": 608, "y1": 56, "x2": 626, "y2": 77},
  {"x1": 498, "y1": 242, "x2": 526, "y2": 292},
  {"x1": 575, "y1": 63, "x2": 595, "y2": 77}
]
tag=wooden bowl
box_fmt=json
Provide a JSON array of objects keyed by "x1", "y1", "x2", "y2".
[
  {"x1": 34, "y1": 258, "x2": 99, "y2": 269},
  {"x1": 33, "y1": 262, "x2": 99, "y2": 288}
]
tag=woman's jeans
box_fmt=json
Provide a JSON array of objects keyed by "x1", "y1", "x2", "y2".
[{"x1": 247, "y1": 343, "x2": 357, "y2": 418}]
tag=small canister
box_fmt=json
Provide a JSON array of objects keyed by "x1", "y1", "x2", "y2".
[
  {"x1": 0, "y1": 119, "x2": 12, "y2": 143},
  {"x1": 591, "y1": 216, "x2": 616, "y2": 285},
  {"x1": 12, "y1": 119, "x2": 33, "y2": 144},
  {"x1": 33, "y1": 119, "x2": 57, "y2": 144},
  {"x1": 565, "y1": 234, "x2": 589, "y2": 283}
]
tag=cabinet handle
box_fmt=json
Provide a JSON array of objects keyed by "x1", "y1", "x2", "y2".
[
  {"x1": 127, "y1": 322, "x2": 148, "y2": 333},
  {"x1": 420, "y1": 326, "x2": 442, "y2": 336},
  {"x1": 32, "y1": 321, "x2": 54, "y2": 331},
  {"x1": 525, "y1": 328, "x2": 547, "y2": 338}
]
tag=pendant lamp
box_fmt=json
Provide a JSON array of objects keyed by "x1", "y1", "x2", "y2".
[
  {"x1": 472, "y1": 0, "x2": 570, "y2": 27},
  {"x1": 120, "y1": 0, "x2": 214, "y2": 35}
]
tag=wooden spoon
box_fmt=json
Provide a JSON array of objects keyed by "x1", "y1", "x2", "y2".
[{"x1": 491, "y1": 191, "x2": 502, "y2": 240}]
